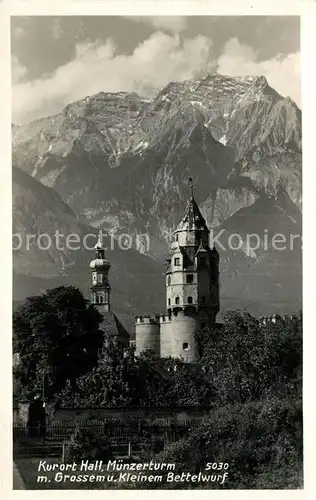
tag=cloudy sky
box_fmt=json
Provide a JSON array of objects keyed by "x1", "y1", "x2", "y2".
[{"x1": 11, "y1": 16, "x2": 300, "y2": 124}]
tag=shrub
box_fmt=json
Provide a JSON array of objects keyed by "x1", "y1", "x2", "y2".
[
  {"x1": 65, "y1": 426, "x2": 113, "y2": 462},
  {"x1": 151, "y1": 398, "x2": 303, "y2": 489}
]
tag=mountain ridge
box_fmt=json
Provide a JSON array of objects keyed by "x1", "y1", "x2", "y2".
[{"x1": 12, "y1": 73, "x2": 302, "y2": 316}]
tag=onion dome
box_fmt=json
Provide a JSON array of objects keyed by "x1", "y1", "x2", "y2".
[{"x1": 89, "y1": 233, "x2": 110, "y2": 269}]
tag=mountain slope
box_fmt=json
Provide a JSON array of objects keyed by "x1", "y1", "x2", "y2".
[
  {"x1": 12, "y1": 74, "x2": 302, "y2": 315},
  {"x1": 12, "y1": 166, "x2": 164, "y2": 330}
]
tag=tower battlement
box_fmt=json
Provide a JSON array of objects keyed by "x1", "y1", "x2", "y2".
[
  {"x1": 259, "y1": 314, "x2": 295, "y2": 326},
  {"x1": 135, "y1": 314, "x2": 160, "y2": 325},
  {"x1": 159, "y1": 313, "x2": 172, "y2": 323}
]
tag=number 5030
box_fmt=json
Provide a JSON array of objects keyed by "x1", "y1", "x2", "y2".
[{"x1": 205, "y1": 463, "x2": 229, "y2": 471}]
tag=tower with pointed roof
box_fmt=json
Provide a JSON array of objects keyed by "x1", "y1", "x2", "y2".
[{"x1": 135, "y1": 179, "x2": 220, "y2": 362}]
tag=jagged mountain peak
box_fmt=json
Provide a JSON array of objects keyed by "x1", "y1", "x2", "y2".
[
  {"x1": 12, "y1": 73, "x2": 301, "y2": 214},
  {"x1": 12, "y1": 73, "x2": 302, "y2": 316},
  {"x1": 12, "y1": 74, "x2": 300, "y2": 173},
  {"x1": 63, "y1": 90, "x2": 146, "y2": 123},
  {"x1": 153, "y1": 74, "x2": 279, "y2": 110}
]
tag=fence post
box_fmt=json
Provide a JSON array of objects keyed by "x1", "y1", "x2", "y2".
[
  {"x1": 61, "y1": 442, "x2": 65, "y2": 463},
  {"x1": 128, "y1": 441, "x2": 132, "y2": 458}
]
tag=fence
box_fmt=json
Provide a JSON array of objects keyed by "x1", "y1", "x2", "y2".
[
  {"x1": 13, "y1": 420, "x2": 192, "y2": 459},
  {"x1": 13, "y1": 420, "x2": 192, "y2": 444}
]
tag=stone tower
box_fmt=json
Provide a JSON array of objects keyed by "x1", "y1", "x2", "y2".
[
  {"x1": 89, "y1": 234, "x2": 130, "y2": 349},
  {"x1": 160, "y1": 180, "x2": 219, "y2": 362},
  {"x1": 89, "y1": 234, "x2": 111, "y2": 313},
  {"x1": 135, "y1": 314, "x2": 161, "y2": 357},
  {"x1": 135, "y1": 179, "x2": 220, "y2": 363}
]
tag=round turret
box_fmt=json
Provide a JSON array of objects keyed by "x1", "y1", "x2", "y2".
[
  {"x1": 160, "y1": 310, "x2": 200, "y2": 362},
  {"x1": 135, "y1": 315, "x2": 160, "y2": 356}
]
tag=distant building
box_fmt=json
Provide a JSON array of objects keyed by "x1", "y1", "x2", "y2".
[
  {"x1": 89, "y1": 236, "x2": 129, "y2": 349},
  {"x1": 135, "y1": 182, "x2": 220, "y2": 363}
]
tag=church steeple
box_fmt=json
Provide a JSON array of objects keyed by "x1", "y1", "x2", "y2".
[
  {"x1": 188, "y1": 176, "x2": 194, "y2": 198},
  {"x1": 89, "y1": 232, "x2": 111, "y2": 312},
  {"x1": 94, "y1": 233, "x2": 106, "y2": 259}
]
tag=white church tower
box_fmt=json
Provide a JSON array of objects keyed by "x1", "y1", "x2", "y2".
[{"x1": 89, "y1": 234, "x2": 111, "y2": 313}]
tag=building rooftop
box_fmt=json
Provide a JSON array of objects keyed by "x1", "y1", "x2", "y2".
[{"x1": 175, "y1": 194, "x2": 209, "y2": 233}]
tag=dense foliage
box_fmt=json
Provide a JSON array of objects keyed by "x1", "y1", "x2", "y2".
[
  {"x1": 13, "y1": 286, "x2": 104, "y2": 401},
  {"x1": 13, "y1": 287, "x2": 303, "y2": 488},
  {"x1": 130, "y1": 398, "x2": 302, "y2": 489},
  {"x1": 200, "y1": 310, "x2": 302, "y2": 404},
  {"x1": 65, "y1": 427, "x2": 113, "y2": 462},
  {"x1": 53, "y1": 309, "x2": 302, "y2": 410},
  {"x1": 14, "y1": 291, "x2": 302, "y2": 410}
]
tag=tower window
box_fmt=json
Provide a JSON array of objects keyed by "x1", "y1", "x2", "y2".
[
  {"x1": 183, "y1": 342, "x2": 190, "y2": 351},
  {"x1": 99, "y1": 295, "x2": 104, "y2": 303},
  {"x1": 186, "y1": 274, "x2": 193, "y2": 284},
  {"x1": 175, "y1": 234, "x2": 179, "y2": 241},
  {"x1": 167, "y1": 276, "x2": 171, "y2": 286},
  {"x1": 187, "y1": 296, "x2": 193, "y2": 304},
  {"x1": 168, "y1": 298, "x2": 171, "y2": 306},
  {"x1": 174, "y1": 257, "x2": 180, "y2": 266},
  {"x1": 175, "y1": 297, "x2": 180, "y2": 305}
]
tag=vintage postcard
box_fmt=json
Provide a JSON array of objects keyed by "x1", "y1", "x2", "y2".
[{"x1": 1, "y1": 0, "x2": 314, "y2": 495}]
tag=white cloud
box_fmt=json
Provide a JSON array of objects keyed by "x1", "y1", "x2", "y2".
[
  {"x1": 12, "y1": 33, "x2": 301, "y2": 125},
  {"x1": 51, "y1": 19, "x2": 63, "y2": 41},
  {"x1": 12, "y1": 33, "x2": 214, "y2": 123},
  {"x1": 126, "y1": 16, "x2": 188, "y2": 32},
  {"x1": 11, "y1": 56, "x2": 28, "y2": 85},
  {"x1": 217, "y1": 38, "x2": 300, "y2": 106},
  {"x1": 12, "y1": 26, "x2": 27, "y2": 40}
]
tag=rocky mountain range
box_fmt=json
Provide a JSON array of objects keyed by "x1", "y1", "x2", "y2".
[{"x1": 12, "y1": 74, "x2": 302, "y2": 325}]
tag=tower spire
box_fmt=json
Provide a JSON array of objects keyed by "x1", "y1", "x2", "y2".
[
  {"x1": 94, "y1": 231, "x2": 106, "y2": 259},
  {"x1": 95, "y1": 230, "x2": 103, "y2": 249},
  {"x1": 188, "y1": 176, "x2": 194, "y2": 199}
]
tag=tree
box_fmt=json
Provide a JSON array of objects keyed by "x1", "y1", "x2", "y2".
[
  {"x1": 200, "y1": 310, "x2": 302, "y2": 405},
  {"x1": 27, "y1": 305, "x2": 301, "y2": 412},
  {"x1": 125, "y1": 351, "x2": 215, "y2": 407},
  {"x1": 56, "y1": 335, "x2": 132, "y2": 407},
  {"x1": 149, "y1": 398, "x2": 303, "y2": 489},
  {"x1": 13, "y1": 286, "x2": 104, "y2": 402}
]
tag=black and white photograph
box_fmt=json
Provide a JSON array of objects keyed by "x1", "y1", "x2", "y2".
[{"x1": 11, "y1": 14, "x2": 303, "y2": 490}]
